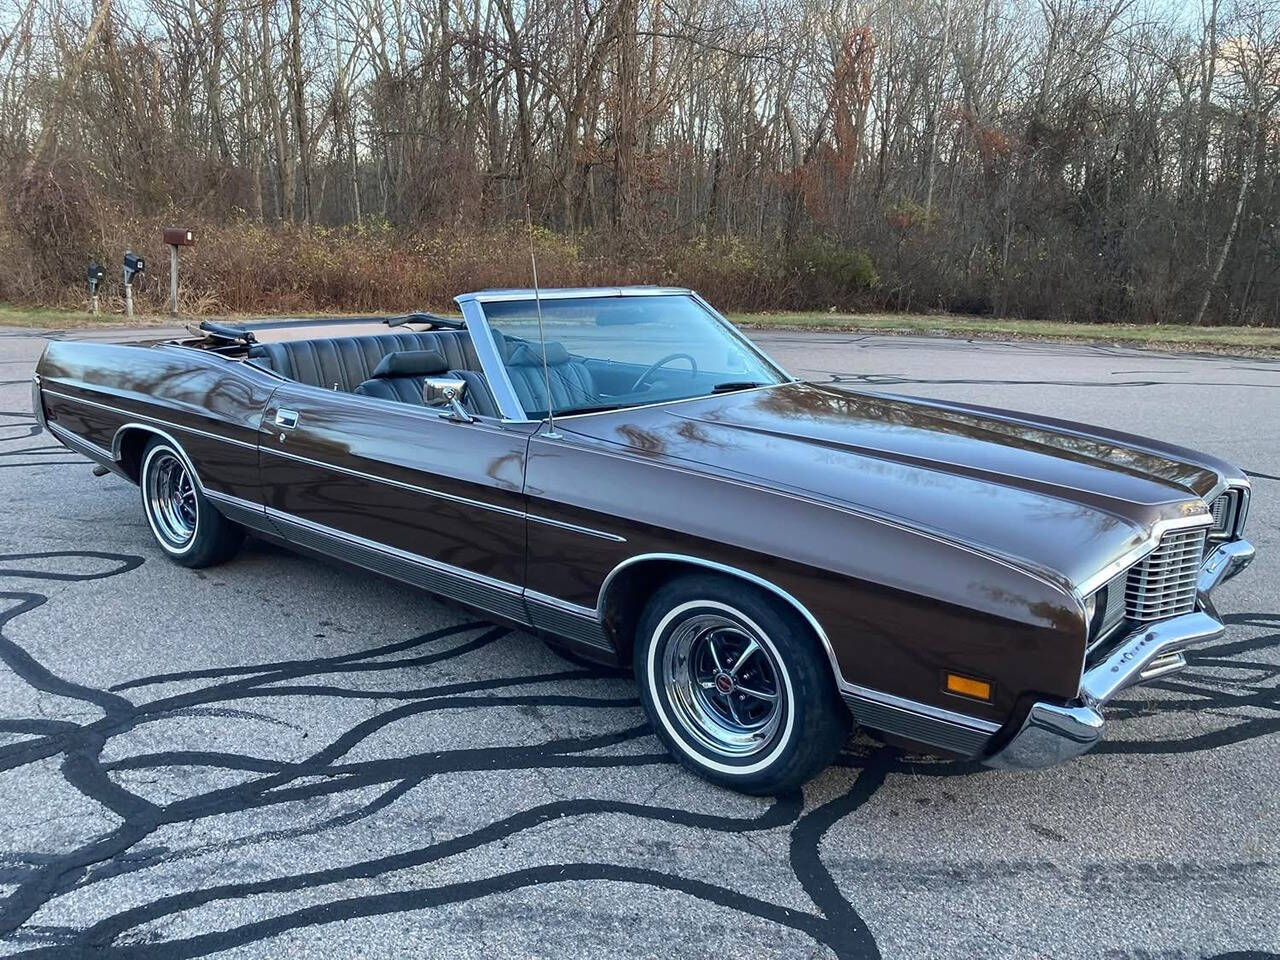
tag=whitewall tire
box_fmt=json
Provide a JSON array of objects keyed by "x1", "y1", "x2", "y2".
[{"x1": 634, "y1": 574, "x2": 849, "y2": 794}]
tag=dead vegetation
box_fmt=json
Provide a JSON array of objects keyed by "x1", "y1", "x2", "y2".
[{"x1": 1, "y1": 0, "x2": 1278, "y2": 323}]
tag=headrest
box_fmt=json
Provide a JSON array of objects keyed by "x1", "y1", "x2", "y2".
[
  {"x1": 488, "y1": 329, "x2": 509, "y2": 358},
  {"x1": 372, "y1": 349, "x2": 449, "y2": 378},
  {"x1": 506, "y1": 341, "x2": 570, "y2": 366}
]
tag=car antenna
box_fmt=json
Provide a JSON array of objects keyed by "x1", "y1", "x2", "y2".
[{"x1": 526, "y1": 201, "x2": 559, "y2": 439}]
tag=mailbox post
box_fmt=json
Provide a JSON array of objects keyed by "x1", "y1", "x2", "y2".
[
  {"x1": 86, "y1": 262, "x2": 105, "y2": 315},
  {"x1": 163, "y1": 227, "x2": 195, "y2": 316},
  {"x1": 122, "y1": 251, "x2": 145, "y2": 318}
]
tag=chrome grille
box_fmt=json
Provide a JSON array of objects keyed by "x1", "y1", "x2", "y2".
[
  {"x1": 1208, "y1": 491, "x2": 1239, "y2": 538},
  {"x1": 1125, "y1": 528, "x2": 1207, "y2": 621}
]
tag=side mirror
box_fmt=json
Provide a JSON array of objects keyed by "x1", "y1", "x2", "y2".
[{"x1": 423, "y1": 377, "x2": 474, "y2": 423}]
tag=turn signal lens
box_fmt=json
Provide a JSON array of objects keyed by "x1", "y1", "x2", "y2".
[{"x1": 945, "y1": 673, "x2": 992, "y2": 701}]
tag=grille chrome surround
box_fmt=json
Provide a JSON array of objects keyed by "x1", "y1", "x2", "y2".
[{"x1": 1125, "y1": 528, "x2": 1207, "y2": 621}]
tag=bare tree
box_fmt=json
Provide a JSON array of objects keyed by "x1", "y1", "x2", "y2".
[{"x1": 1, "y1": 0, "x2": 1279, "y2": 323}]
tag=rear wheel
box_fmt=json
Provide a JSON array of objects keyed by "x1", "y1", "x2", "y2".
[
  {"x1": 634, "y1": 574, "x2": 849, "y2": 794},
  {"x1": 139, "y1": 437, "x2": 243, "y2": 568}
]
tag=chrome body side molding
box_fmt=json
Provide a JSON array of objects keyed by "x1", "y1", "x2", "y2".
[
  {"x1": 264, "y1": 507, "x2": 531, "y2": 626},
  {"x1": 525, "y1": 514, "x2": 627, "y2": 542},
  {"x1": 201, "y1": 489, "x2": 275, "y2": 535},
  {"x1": 260, "y1": 444, "x2": 527, "y2": 520},
  {"x1": 258, "y1": 445, "x2": 625, "y2": 543},
  {"x1": 41, "y1": 388, "x2": 259, "y2": 453},
  {"x1": 47, "y1": 421, "x2": 114, "y2": 464},
  {"x1": 256, "y1": 508, "x2": 613, "y2": 648},
  {"x1": 43, "y1": 387, "x2": 626, "y2": 543},
  {"x1": 840, "y1": 685, "x2": 999, "y2": 757},
  {"x1": 524, "y1": 589, "x2": 612, "y2": 650}
]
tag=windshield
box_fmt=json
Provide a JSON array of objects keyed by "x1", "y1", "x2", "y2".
[{"x1": 478, "y1": 294, "x2": 786, "y2": 419}]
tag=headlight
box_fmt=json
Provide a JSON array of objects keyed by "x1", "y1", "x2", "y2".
[
  {"x1": 1208, "y1": 486, "x2": 1251, "y2": 540},
  {"x1": 1085, "y1": 577, "x2": 1129, "y2": 645}
]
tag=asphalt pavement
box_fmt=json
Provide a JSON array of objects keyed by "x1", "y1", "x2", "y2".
[{"x1": 0, "y1": 325, "x2": 1276, "y2": 959}]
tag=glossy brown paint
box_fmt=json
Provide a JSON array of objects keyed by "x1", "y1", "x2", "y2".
[
  {"x1": 546, "y1": 383, "x2": 1221, "y2": 591},
  {"x1": 257, "y1": 382, "x2": 534, "y2": 586},
  {"x1": 38, "y1": 342, "x2": 274, "y2": 502},
  {"x1": 521, "y1": 382, "x2": 1237, "y2": 722},
  {"x1": 522, "y1": 426, "x2": 1087, "y2": 724},
  {"x1": 34, "y1": 335, "x2": 1240, "y2": 749}
]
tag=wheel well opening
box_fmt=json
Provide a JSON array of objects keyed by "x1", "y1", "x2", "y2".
[
  {"x1": 114, "y1": 428, "x2": 154, "y2": 483},
  {"x1": 600, "y1": 559, "x2": 690, "y2": 662},
  {"x1": 600, "y1": 558, "x2": 825, "y2": 669}
]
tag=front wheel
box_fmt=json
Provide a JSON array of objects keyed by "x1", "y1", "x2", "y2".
[
  {"x1": 634, "y1": 574, "x2": 850, "y2": 795},
  {"x1": 139, "y1": 437, "x2": 244, "y2": 568}
]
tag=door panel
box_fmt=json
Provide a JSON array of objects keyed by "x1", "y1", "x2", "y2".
[{"x1": 258, "y1": 385, "x2": 533, "y2": 604}]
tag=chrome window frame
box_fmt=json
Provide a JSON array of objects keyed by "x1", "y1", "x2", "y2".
[{"x1": 453, "y1": 286, "x2": 794, "y2": 424}]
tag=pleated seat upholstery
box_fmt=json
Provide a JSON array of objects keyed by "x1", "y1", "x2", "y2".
[
  {"x1": 352, "y1": 349, "x2": 501, "y2": 417},
  {"x1": 502, "y1": 341, "x2": 598, "y2": 413},
  {"x1": 248, "y1": 330, "x2": 480, "y2": 393},
  {"x1": 352, "y1": 349, "x2": 450, "y2": 404}
]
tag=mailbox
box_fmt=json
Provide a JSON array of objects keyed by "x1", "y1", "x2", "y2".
[
  {"x1": 163, "y1": 227, "x2": 195, "y2": 246},
  {"x1": 123, "y1": 251, "x2": 145, "y2": 285},
  {"x1": 86, "y1": 262, "x2": 105, "y2": 287}
]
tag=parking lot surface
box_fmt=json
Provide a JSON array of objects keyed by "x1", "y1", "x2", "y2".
[{"x1": 0, "y1": 325, "x2": 1276, "y2": 959}]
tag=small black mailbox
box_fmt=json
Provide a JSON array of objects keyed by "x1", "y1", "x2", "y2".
[{"x1": 123, "y1": 252, "x2": 145, "y2": 284}]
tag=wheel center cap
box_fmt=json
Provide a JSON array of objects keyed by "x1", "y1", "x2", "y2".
[{"x1": 714, "y1": 672, "x2": 735, "y2": 695}]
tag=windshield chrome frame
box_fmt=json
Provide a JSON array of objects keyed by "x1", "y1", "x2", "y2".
[{"x1": 454, "y1": 287, "x2": 794, "y2": 424}]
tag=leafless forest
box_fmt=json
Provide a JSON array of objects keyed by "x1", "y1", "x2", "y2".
[{"x1": 1, "y1": 0, "x2": 1278, "y2": 321}]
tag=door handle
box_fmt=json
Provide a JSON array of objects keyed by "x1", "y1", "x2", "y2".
[{"x1": 274, "y1": 408, "x2": 299, "y2": 429}]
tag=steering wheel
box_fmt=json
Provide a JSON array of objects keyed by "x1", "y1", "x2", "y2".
[{"x1": 630, "y1": 353, "x2": 698, "y2": 392}]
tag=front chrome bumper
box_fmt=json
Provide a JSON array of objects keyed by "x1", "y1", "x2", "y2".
[
  {"x1": 1197, "y1": 538, "x2": 1255, "y2": 618},
  {"x1": 985, "y1": 538, "x2": 1254, "y2": 770}
]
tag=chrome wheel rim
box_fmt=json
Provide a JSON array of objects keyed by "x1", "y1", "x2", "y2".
[
  {"x1": 145, "y1": 451, "x2": 197, "y2": 548},
  {"x1": 662, "y1": 612, "x2": 784, "y2": 759}
]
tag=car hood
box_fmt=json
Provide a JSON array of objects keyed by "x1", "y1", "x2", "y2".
[{"x1": 560, "y1": 382, "x2": 1225, "y2": 589}]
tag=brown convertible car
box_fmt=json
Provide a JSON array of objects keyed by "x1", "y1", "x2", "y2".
[{"x1": 32, "y1": 287, "x2": 1255, "y2": 793}]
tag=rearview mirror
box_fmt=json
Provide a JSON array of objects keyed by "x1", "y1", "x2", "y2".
[
  {"x1": 423, "y1": 377, "x2": 474, "y2": 423},
  {"x1": 595, "y1": 304, "x2": 653, "y2": 326}
]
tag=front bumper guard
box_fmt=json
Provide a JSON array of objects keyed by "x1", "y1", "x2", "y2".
[{"x1": 985, "y1": 538, "x2": 1253, "y2": 770}]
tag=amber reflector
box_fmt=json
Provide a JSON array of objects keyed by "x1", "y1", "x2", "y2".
[{"x1": 945, "y1": 673, "x2": 992, "y2": 701}]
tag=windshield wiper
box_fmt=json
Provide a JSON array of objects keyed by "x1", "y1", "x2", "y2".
[
  {"x1": 711, "y1": 380, "x2": 764, "y2": 393},
  {"x1": 547, "y1": 401, "x2": 629, "y2": 417}
]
